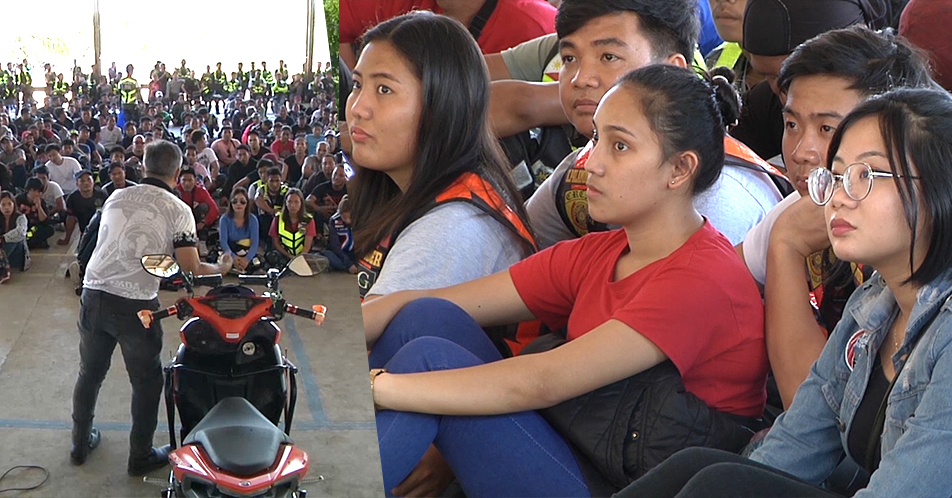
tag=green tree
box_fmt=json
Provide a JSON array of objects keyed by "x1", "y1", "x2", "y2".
[{"x1": 324, "y1": 0, "x2": 339, "y2": 81}]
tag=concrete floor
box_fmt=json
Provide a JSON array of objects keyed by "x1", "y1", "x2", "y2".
[{"x1": 0, "y1": 233, "x2": 384, "y2": 497}]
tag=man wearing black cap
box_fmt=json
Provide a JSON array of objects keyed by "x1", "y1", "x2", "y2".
[
  {"x1": 59, "y1": 169, "x2": 105, "y2": 245},
  {"x1": 323, "y1": 130, "x2": 340, "y2": 156},
  {"x1": 730, "y1": 0, "x2": 888, "y2": 160},
  {"x1": 71, "y1": 139, "x2": 232, "y2": 476}
]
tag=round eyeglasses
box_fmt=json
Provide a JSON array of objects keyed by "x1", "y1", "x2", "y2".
[{"x1": 807, "y1": 163, "x2": 920, "y2": 206}]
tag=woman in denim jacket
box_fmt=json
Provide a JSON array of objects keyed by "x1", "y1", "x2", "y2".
[{"x1": 615, "y1": 87, "x2": 952, "y2": 497}]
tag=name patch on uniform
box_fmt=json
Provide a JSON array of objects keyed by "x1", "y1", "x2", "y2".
[
  {"x1": 364, "y1": 250, "x2": 383, "y2": 268},
  {"x1": 565, "y1": 168, "x2": 589, "y2": 184},
  {"x1": 845, "y1": 329, "x2": 870, "y2": 371}
]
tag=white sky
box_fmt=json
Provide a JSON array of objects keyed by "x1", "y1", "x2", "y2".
[{"x1": 0, "y1": 0, "x2": 332, "y2": 79}]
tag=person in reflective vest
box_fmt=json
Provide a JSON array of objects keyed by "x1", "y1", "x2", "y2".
[
  {"x1": 51, "y1": 74, "x2": 70, "y2": 107},
  {"x1": 272, "y1": 78, "x2": 290, "y2": 112},
  {"x1": 357, "y1": 171, "x2": 536, "y2": 300},
  {"x1": 18, "y1": 62, "x2": 32, "y2": 108},
  {"x1": 0, "y1": 71, "x2": 14, "y2": 111},
  {"x1": 118, "y1": 65, "x2": 141, "y2": 123},
  {"x1": 200, "y1": 66, "x2": 214, "y2": 104},
  {"x1": 250, "y1": 77, "x2": 267, "y2": 103},
  {"x1": 176, "y1": 60, "x2": 190, "y2": 79},
  {"x1": 260, "y1": 61, "x2": 274, "y2": 89},
  {"x1": 213, "y1": 63, "x2": 227, "y2": 89},
  {"x1": 224, "y1": 74, "x2": 240, "y2": 100},
  {"x1": 270, "y1": 188, "x2": 315, "y2": 260}
]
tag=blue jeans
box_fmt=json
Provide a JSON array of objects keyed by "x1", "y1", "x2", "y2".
[
  {"x1": 372, "y1": 298, "x2": 590, "y2": 498},
  {"x1": 320, "y1": 249, "x2": 351, "y2": 272}
]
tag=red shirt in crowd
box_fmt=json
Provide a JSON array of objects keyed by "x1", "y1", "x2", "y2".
[
  {"x1": 176, "y1": 184, "x2": 219, "y2": 227},
  {"x1": 340, "y1": 0, "x2": 556, "y2": 54},
  {"x1": 509, "y1": 222, "x2": 768, "y2": 418},
  {"x1": 270, "y1": 139, "x2": 295, "y2": 160}
]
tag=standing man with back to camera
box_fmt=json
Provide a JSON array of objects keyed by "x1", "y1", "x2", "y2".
[{"x1": 70, "y1": 139, "x2": 232, "y2": 476}]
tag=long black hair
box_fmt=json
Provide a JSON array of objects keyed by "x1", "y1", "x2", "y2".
[
  {"x1": 826, "y1": 87, "x2": 952, "y2": 285},
  {"x1": 777, "y1": 24, "x2": 938, "y2": 324},
  {"x1": 0, "y1": 190, "x2": 17, "y2": 234},
  {"x1": 349, "y1": 12, "x2": 531, "y2": 258},
  {"x1": 226, "y1": 187, "x2": 251, "y2": 226}
]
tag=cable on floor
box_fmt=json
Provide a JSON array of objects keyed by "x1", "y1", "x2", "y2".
[{"x1": 0, "y1": 465, "x2": 49, "y2": 493}]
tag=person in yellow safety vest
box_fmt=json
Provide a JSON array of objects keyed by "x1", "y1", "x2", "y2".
[
  {"x1": 16, "y1": 62, "x2": 32, "y2": 110},
  {"x1": 224, "y1": 73, "x2": 240, "y2": 99},
  {"x1": 0, "y1": 71, "x2": 10, "y2": 98},
  {"x1": 176, "y1": 59, "x2": 190, "y2": 79},
  {"x1": 275, "y1": 60, "x2": 288, "y2": 83},
  {"x1": 236, "y1": 62, "x2": 247, "y2": 94},
  {"x1": 200, "y1": 66, "x2": 215, "y2": 106},
  {"x1": 253, "y1": 167, "x2": 289, "y2": 214},
  {"x1": 272, "y1": 78, "x2": 290, "y2": 112},
  {"x1": 254, "y1": 163, "x2": 289, "y2": 243},
  {"x1": 271, "y1": 188, "x2": 315, "y2": 261},
  {"x1": 260, "y1": 61, "x2": 274, "y2": 88},
  {"x1": 118, "y1": 64, "x2": 142, "y2": 123},
  {"x1": 0, "y1": 67, "x2": 16, "y2": 113},
  {"x1": 704, "y1": 0, "x2": 762, "y2": 95},
  {"x1": 51, "y1": 74, "x2": 70, "y2": 106},
  {"x1": 250, "y1": 77, "x2": 267, "y2": 103},
  {"x1": 213, "y1": 62, "x2": 227, "y2": 87},
  {"x1": 4, "y1": 63, "x2": 17, "y2": 87}
]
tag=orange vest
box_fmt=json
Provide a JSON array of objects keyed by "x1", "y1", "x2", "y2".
[{"x1": 357, "y1": 172, "x2": 537, "y2": 300}]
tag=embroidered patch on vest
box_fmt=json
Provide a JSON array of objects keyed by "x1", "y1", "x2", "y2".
[{"x1": 845, "y1": 329, "x2": 870, "y2": 371}]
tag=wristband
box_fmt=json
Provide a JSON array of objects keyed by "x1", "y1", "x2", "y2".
[{"x1": 370, "y1": 368, "x2": 386, "y2": 411}]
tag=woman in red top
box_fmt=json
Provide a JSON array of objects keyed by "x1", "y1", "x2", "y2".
[{"x1": 362, "y1": 65, "x2": 769, "y2": 497}]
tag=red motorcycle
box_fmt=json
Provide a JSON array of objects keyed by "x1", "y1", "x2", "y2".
[{"x1": 138, "y1": 254, "x2": 327, "y2": 498}]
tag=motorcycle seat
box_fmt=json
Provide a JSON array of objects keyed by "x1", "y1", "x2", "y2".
[{"x1": 183, "y1": 396, "x2": 291, "y2": 476}]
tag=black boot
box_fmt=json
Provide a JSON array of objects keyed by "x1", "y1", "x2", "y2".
[
  {"x1": 128, "y1": 444, "x2": 171, "y2": 476},
  {"x1": 70, "y1": 426, "x2": 101, "y2": 465}
]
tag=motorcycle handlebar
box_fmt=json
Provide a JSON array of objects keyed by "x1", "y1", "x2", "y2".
[
  {"x1": 137, "y1": 304, "x2": 177, "y2": 329},
  {"x1": 285, "y1": 304, "x2": 327, "y2": 326},
  {"x1": 192, "y1": 274, "x2": 222, "y2": 288},
  {"x1": 238, "y1": 274, "x2": 271, "y2": 286}
]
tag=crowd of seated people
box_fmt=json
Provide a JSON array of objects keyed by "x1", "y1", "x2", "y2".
[
  {"x1": 340, "y1": 0, "x2": 952, "y2": 496},
  {"x1": 0, "y1": 55, "x2": 345, "y2": 286}
]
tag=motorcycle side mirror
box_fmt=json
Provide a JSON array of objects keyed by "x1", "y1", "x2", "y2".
[
  {"x1": 287, "y1": 255, "x2": 314, "y2": 277},
  {"x1": 141, "y1": 254, "x2": 180, "y2": 278}
]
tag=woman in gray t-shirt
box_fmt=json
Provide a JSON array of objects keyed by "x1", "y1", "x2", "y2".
[{"x1": 347, "y1": 13, "x2": 536, "y2": 301}]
